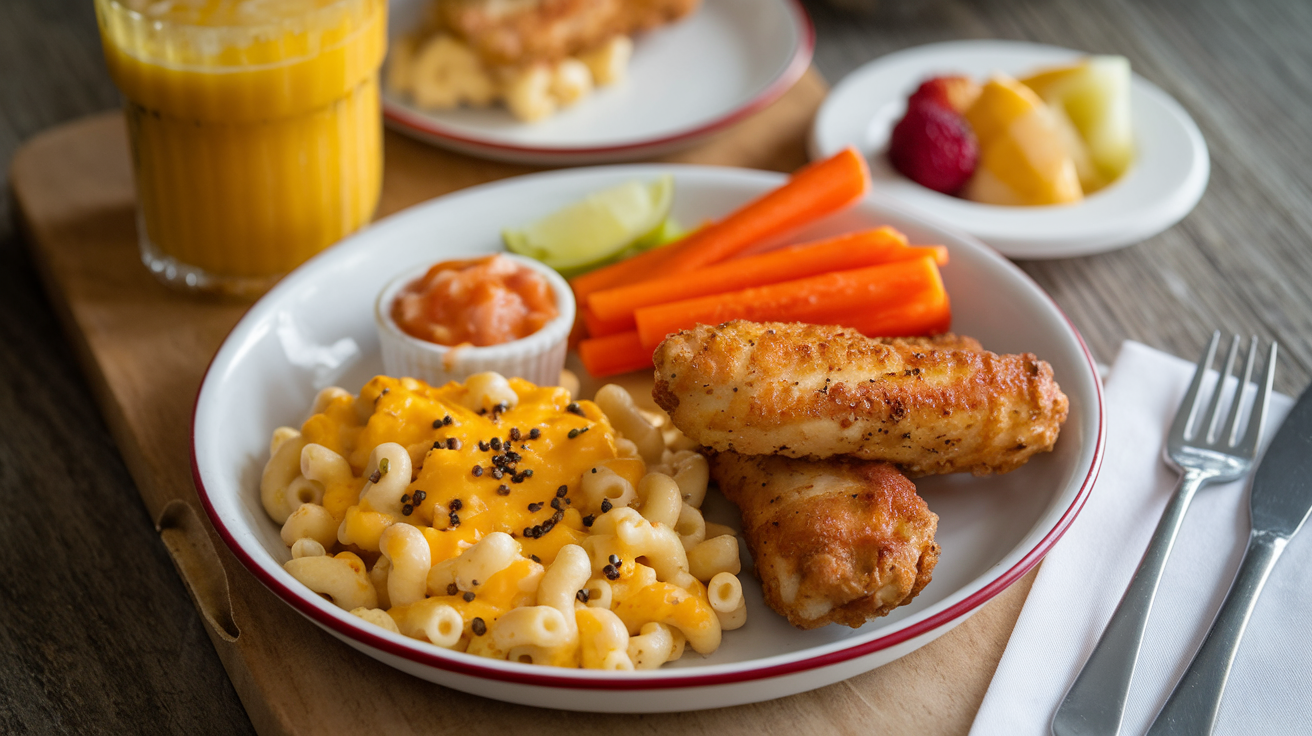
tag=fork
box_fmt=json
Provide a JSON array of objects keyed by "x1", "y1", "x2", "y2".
[{"x1": 1051, "y1": 332, "x2": 1277, "y2": 736}]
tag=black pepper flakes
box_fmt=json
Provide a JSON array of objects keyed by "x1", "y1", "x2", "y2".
[
  {"x1": 412, "y1": 490, "x2": 427, "y2": 505},
  {"x1": 600, "y1": 499, "x2": 613, "y2": 513},
  {"x1": 401, "y1": 504, "x2": 414, "y2": 516},
  {"x1": 447, "y1": 437, "x2": 462, "y2": 450},
  {"x1": 582, "y1": 514, "x2": 595, "y2": 527},
  {"x1": 528, "y1": 502, "x2": 543, "y2": 512},
  {"x1": 528, "y1": 428, "x2": 541, "y2": 440},
  {"x1": 478, "y1": 440, "x2": 490, "y2": 452},
  {"x1": 368, "y1": 470, "x2": 381, "y2": 484},
  {"x1": 496, "y1": 484, "x2": 511, "y2": 496},
  {"x1": 400, "y1": 493, "x2": 411, "y2": 503},
  {"x1": 432, "y1": 419, "x2": 443, "y2": 429},
  {"x1": 472, "y1": 465, "x2": 483, "y2": 477},
  {"x1": 462, "y1": 591, "x2": 475, "y2": 602},
  {"x1": 447, "y1": 583, "x2": 459, "y2": 596},
  {"x1": 608, "y1": 554, "x2": 620, "y2": 566},
  {"x1": 490, "y1": 437, "x2": 502, "y2": 451},
  {"x1": 449, "y1": 512, "x2": 460, "y2": 527},
  {"x1": 449, "y1": 498, "x2": 463, "y2": 511},
  {"x1": 471, "y1": 617, "x2": 487, "y2": 636},
  {"x1": 567, "y1": 402, "x2": 585, "y2": 417},
  {"x1": 567, "y1": 427, "x2": 589, "y2": 439},
  {"x1": 509, "y1": 427, "x2": 521, "y2": 441},
  {"x1": 556, "y1": 485, "x2": 568, "y2": 498},
  {"x1": 443, "y1": 415, "x2": 454, "y2": 426},
  {"x1": 492, "y1": 467, "x2": 505, "y2": 480},
  {"x1": 602, "y1": 564, "x2": 619, "y2": 580},
  {"x1": 550, "y1": 497, "x2": 562, "y2": 511},
  {"x1": 530, "y1": 554, "x2": 541, "y2": 563},
  {"x1": 575, "y1": 589, "x2": 590, "y2": 604}
]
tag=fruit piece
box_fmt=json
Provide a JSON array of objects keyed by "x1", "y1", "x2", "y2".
[
  {"x1": 908, "y1": 75, "x2": 983, "y2": 114},
  {"x1": 888, "y1": 101, "x2": 979, "y2": 195},
  {"x1": 503, "y1": 176, "x2": 675, "y2": 277},
  {"x1": 1022, "y1": 56, "x2": 1134, "y2": 193},
  {"x1": 962, "y1": 74, "x2": 1083, "y2": 206}
]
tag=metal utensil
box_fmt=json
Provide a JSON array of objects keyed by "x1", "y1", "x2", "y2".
[
  {"x1": 1052, "y1": 333, "x2": 1277, "y2": 736},
  {"x1": 1147, "y1": 366, "x2": 1311, "y2": 735}
]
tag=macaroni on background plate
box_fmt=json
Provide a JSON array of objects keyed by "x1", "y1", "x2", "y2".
[{"x1": 260, "y1": 372, "x2": 745, "y2": 669}]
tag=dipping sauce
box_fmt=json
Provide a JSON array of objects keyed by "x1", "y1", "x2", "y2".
[{"x1": 392, "y1": 255, "x2": 560, "y2": 347}]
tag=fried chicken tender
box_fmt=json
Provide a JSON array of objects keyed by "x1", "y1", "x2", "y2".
[
  {"x1": 710, "y1": 451, "x2": 939, "y2": 629},
  {"x1": 435, "y1": 0, "x2": 700, "y2": 66},
  {"x1": 653, "y1": 321, "x2": 1069, "y2": 477}
]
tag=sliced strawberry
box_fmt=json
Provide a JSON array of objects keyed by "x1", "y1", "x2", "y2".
[{"x1": 887, "y1": 101, "x2": 978, "y2": 195}]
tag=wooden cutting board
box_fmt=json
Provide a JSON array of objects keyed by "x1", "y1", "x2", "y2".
[{"x1": 11, "y1": 69, "x2": 1034, "y2": 735}]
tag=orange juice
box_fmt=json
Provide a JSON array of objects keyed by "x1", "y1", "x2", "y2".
[{"x1": 94, "y1": 0, "x2": 386, "y2": 295}]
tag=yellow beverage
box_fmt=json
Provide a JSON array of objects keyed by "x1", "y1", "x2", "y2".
[{"x1": 94, "y1": 0, "x2": 386, "y2": 295}]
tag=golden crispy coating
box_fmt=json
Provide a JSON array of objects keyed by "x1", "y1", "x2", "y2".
[
  {"x1": 653, "y1": 321, "x2": 1068, "y2": 477},
  {"x1": 435, "y1": 0, "x2": 700, "y2": 66},
  {"x1": 710, "y1": 452, "x2": 939, "y2": 629}
]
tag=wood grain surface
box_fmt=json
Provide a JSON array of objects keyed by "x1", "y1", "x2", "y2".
[{"x1": 2, "y1": 0, "x2": 1310, "y2": 734}]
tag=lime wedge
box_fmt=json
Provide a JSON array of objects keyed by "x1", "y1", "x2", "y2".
[{"x1": 504, "y1": 175, "x2": 675, "y2": 276}]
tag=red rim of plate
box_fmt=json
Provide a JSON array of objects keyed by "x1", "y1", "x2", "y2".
[
  {"x1": 382, "y1": 0, "x2": 816, "y2": 158},
  {"x1": 190, "y1": 284, "x2": 1105, "y2": 692}
]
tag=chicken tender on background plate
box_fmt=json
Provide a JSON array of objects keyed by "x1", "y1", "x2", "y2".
[
  {"x1": 710, "y1": 452, "x2": 939, "y2": 629},
  {"x1": 653, "y1": 321, "x2": 1069, "y2": 477}
]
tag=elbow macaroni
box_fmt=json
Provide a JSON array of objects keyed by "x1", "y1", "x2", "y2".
[{"x1": 263, "y1": 374, "x2": 746, "y2": 669}]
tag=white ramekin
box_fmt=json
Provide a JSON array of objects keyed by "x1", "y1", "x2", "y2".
[{"x1": 375, "y1": 253, "x2": 575, "y2": 387}]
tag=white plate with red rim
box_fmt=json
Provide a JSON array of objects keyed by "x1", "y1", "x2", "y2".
[
  {"x1": 383, "y1": 0, "x2": 814, "y2": 165},
  {"x1": 192, "y1": 165, "x2": 1105, "y2": 712},
  {"x1": 809, "y1": 40, "x2": 1210, "y2": 259}
]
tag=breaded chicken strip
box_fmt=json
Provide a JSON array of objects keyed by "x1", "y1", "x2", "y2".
[
  {"x1": 653, "y1": 321, "x2": 1069, "y2": 476},
  {"x1": 711, "y1": 452, "x2": 939, "y2": 629},
  {"x1": 436, "y1": 0, "x2": 700, "y2": 66}
]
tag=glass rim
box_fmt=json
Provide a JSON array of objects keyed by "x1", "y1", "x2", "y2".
[{"x1": 98, "y1": 0, "x2": 375, "y2": 34}]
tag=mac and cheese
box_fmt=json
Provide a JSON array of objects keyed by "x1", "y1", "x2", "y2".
[{"x1": 260, "y1": 372, "x2": 745, "y2": 669}]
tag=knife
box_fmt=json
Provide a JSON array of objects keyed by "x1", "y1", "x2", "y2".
[{"x1": 1147, "y1": 381, "x2": 1312, "y2": 735}]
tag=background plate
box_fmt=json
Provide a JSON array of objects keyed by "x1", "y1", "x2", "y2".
[
  {"x1": 193, "y1": 166, "x2": 1104, "y2": 712},
  {"x1": 810, "y1": 40, "x2": 1209, "y2": 259},
  {"x1": 384, "y1": 0, "x2": 813, "y2": 165}
]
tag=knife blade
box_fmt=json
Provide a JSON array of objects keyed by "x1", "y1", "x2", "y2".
[
  {"x1": 1249, "y1": 382, "x2": 1312, "y2": 536},
  {"x1": 1148, "y1": 380, "x2": 1312, "y2": 735}
]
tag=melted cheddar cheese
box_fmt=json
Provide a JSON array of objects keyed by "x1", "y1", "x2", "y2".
[{"x1": 266, "y1": 373, "x2": 739, "y2": 670}]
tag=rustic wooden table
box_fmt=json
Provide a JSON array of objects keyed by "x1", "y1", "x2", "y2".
[{"x1": 1, "y1": 0, "x2": 1308, "y2": 733}]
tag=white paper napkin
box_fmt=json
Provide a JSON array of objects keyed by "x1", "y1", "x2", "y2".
[{"x1": 971, "y1": 340, "x2": 1311, "y2": 736}]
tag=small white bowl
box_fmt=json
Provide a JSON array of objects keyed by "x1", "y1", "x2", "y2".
[
  {"x1": 809, "y1": 40, "x2": 1210, "y2": 259},
  {"x1": 374, "y1": 253, "x2": 575, "y2": 387}
]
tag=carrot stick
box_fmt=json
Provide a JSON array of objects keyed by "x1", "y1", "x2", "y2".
[
  {"x1": 582, "y1": 304, "x2": 635, "y2": 337},
  {"x1": 577, "y1": 330, "x2": 652, "y2": 378},
  {"x1": 645, "y1": 147, "x2": 871, "y2": 278},
  {"x1": 587, "y1": 226, "x2": 918, "y2": 323},
  {"x1": 634, "y1": 256, "x2": 946, "y2": 351},
  {"x1": 840, "y1": 286, "x2": 952, "y2": 338},
  {"x1": 569, "y1": 242, "x2": 682, "y2": 303},
  {"x1": 570, "y1": 147, "x2": 871, "y2": 302}
]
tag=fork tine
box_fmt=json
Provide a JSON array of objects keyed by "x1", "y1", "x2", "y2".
[
  {"x1": 1169, "y1": 331, "x2": 1220, "y2": 442},
  {"x1": 1203, "y1": 335, "x2": 1241, "y2": 443},
  {"x1": 1222, "y1": 337, "x2": 1258, "y2": 446},
  {"x1": 1238, "y1": 341, "x2": 1278, "y2": 456}
]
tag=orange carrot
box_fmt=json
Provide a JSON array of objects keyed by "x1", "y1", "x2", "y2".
[
  {"x1": 645, "y1": 147, "x2": 871, "y2": 278},
  {"x1": 587, "y1": 227, "x2": 929, "y2": 323},
  {"x1": 577, "y1": 330, "x2": 652, "y2": 378},
  {"x1": 569, "y1": 242, "x2": 682, "y2": 303},
  {"x1": 634, "y1": 256, "x2": 947, "y2": 351},
  {"x1": 841, "y1": 286, "x2": 952, "y2": 338},
  {"x1": 582, "y1": 304, "x2": 636, "y2": 337},
  {"x1": 569, "y1": 147, "x2": 871, "y2": 302}
]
